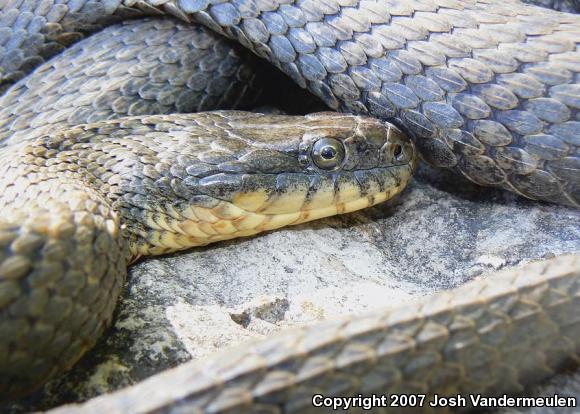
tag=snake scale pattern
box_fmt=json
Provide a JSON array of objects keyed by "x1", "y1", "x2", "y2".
[{"x1": 0, "y1": 0, "x2": 579, "y2": 412}]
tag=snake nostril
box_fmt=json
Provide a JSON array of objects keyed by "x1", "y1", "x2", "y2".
[{"x1": 393, "y1": 144, "x2": 403, "y2": 159}]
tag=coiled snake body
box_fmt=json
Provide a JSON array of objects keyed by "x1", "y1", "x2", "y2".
[{"x1": 0, "y1": 0, "x2": 579, "y2": 412}]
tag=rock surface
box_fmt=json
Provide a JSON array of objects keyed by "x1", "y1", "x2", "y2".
[{"x1": 4, "y1": 165, "x2": 580, "y2": 413}]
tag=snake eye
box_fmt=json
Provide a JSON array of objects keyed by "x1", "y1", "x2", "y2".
[{"x1": 311, "y1": 138, "x2": 345, "y2": 170}]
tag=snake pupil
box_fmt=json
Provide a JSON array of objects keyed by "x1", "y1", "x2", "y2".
[{"x1": 321, "y1": 146, "x2": 336, "y2": 159}]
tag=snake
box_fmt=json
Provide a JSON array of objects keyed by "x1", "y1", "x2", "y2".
[{"x1": 0, "y1": 0, "x2": 578, "y2": 412}]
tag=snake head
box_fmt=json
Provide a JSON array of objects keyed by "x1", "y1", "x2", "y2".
[
  {"x1": 174, "y1": 112, "x2": 417, "y2": 209},
  {"x1": 121, "y1": 111, "x2": 417, "y2": 255},
  {"x1": 88, "y1": 111, "x2": 417, "y2": 255}
]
